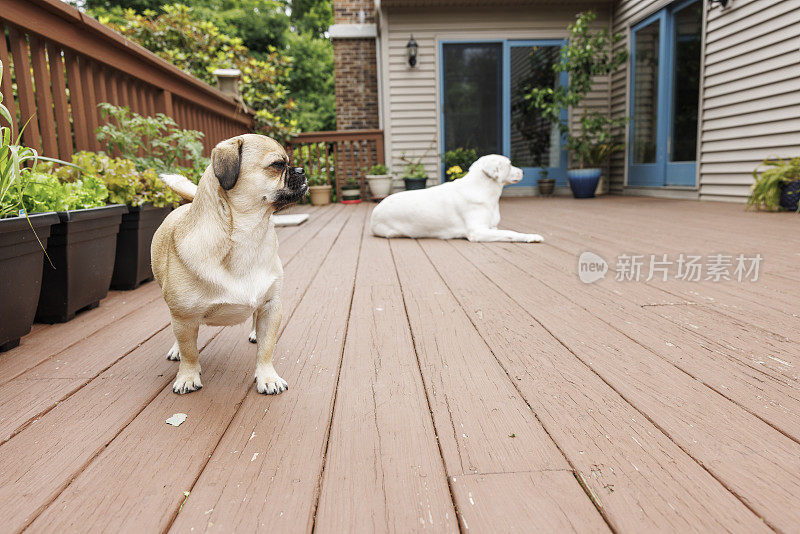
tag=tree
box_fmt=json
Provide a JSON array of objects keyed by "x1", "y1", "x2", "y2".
[{"x1": 99, "y1": 4, "x2": 298, "y2": 142}]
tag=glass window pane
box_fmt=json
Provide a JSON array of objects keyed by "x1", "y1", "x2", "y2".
[
  {"x1": 671, "y1": 2, "x2": 702, "y2": 162},
  {"x1": 633, "y1": 20, "x2": 659, "y2": 164},
  {"x1": 510, "y1": 45, "x2": 561, "y2": 168},
  {"x1": 442, "y1": 43, "x2": 502, "y2": 157}
]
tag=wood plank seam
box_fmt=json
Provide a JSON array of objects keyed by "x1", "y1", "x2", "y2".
[
  {"x1": 0, "y1": 322, "x2": 170, "y2": 447},
  {"x1": 161, "y1": 206, "x2": 357, "y2": 532},
  {"x1": 451, "y1": 241, "x2": 779, "y2": 532},
  {"x1": 10, "y1": 329, "x2": 225, "y2": 534},
  {"x1": 418, "y1": 242, "x2": 615, "y2": 531},
  {"x1": 386, "y1": 241, "x2": 474, "y2": 534},
  {"x1": 0, "y1": 291, "x2": 164, "y2": 387},
  {"x1": 308, "y1": 207, "x2": 369, "y2": 534},
  {"x1": 498, "y1": 219, "x2": 800, "y2": 446},
  {"x1": 10, "y1": 207, "x2": 346, "y2": 531}
]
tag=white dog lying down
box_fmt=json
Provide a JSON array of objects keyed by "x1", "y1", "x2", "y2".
[{"x1": 370, "y1": 154, "x2": 543, "y2": 242}]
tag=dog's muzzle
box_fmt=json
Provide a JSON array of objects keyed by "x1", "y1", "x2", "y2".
[{"x1": 273, "y1": 166, "x2": 309, "y2": 208}]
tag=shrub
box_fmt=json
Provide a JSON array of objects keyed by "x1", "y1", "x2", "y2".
[
  {"x1": 748, "y1": 157, "x2": 800, "y2": 212},
  {"x1": 96, "y1": 103, "x2": 207, "y2": 182},
  {"x1": 42, "y1": 152, "x2": 181, "y2": 208},
  {"x1": 14, "y1": 173, "x2": 108, "y2": 213},
  {"x1": 368, "y1": 163, "x2": 389, "y2": 175},
  {"x1": 100, "y1": 4, "x2": 297, "y2": 142},
  {"x1": 525, "y1": 11, "x2": 628, "y2": 169},
  {"x1": 443, "y1": 148, "x2": 477, "y2": 173}
]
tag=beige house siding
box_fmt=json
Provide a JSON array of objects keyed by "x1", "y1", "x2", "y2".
[
  {"x1": 379, "y1": 4, "x2": 611, "y2": 186},
  {"x1": 701, "y1": 0, "x2": 800, "y2": 202},
  {"x1": 611, "y1": 0, "x2": 800, "y2": 201}
]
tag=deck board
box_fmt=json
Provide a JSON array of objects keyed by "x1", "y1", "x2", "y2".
[{"x1": 0, "y1": 197, "x2": 798, "y2": 533}]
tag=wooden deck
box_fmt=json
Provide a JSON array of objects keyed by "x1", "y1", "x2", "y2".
[{"x1": 0, "y1": 197, "x2": 798, "y2": 533}]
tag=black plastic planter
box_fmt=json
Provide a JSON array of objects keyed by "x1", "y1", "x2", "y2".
[
  {"x1": 36, "y1": 205, "x2": 127, "y2": 323},
  {"x1": 0, "y1": 212, "x2": 60, "y2": 351},
  {"x1": 404, "y1": 178, "x2": 427, "y2": 190},
  {"x1": 111, "y1": 205, "x2": 171, "y2": 290}
]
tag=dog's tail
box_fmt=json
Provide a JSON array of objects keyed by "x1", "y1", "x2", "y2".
[{"x1": 159, "y1": 173, "x2": 197, "y2": 201}]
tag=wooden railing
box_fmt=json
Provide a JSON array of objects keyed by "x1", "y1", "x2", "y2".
[
  {"x1": 0, "y1": 0, "x2": 253, "y2": 160},
  {"x1": 287, "y1": 129, "x2": 384, "y2": 201}
]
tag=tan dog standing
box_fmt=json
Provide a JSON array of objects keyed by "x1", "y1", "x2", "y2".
[{"x1": 151, "y1": 134, "x2": 307, "y2": 395}]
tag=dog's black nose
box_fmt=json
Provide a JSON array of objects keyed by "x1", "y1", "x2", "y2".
[{"x1": 293, "y1": 167, "x2": 305, "y2": 176}]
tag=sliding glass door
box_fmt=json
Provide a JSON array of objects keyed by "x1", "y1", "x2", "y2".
[
  {"x1": 440, "y1": 40, "x2": 567, "y2": 186},
  {"x1": 629, "y1": 0, "x2": 702, "y2": 187}
]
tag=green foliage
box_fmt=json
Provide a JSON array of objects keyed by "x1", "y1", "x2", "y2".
[
  {"x1": 403, "y1": 163, "x2": 427, "y2": 180},
  {"x1": 96, "y1": 103, "x2": 207, "y2": 182},
  {"x1": 367, "y1": 164, "x2": 389, "y2": 175},
  {"x1": 443, "y1": 148, "x2": 477, "y2": 173},
  {"x1": 307, "y1": 171, "x2": 330, "y2": 186},
  {"x1": 525, "y1": 11, "x2": 628, "y2": 169},
  {"x1": 1, "y1": 60, "x2": 41, "y2": 218},
  {"x1": 98, "y1": 4, "x2": 298, "y2": 142},
  {"x1": 14, "y1": 173, "x2": 109, "y2": 213},
  {"x1": 285, "y1": 31, "x2": 335, "y2": 132},
  {"x1": 748, "y1": 157, "x2": 800, "y2": 212},
  {"x1": 42, "y1": 152, "x2": 181, "y2": 208}
]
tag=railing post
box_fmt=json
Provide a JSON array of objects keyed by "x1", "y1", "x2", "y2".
[{"x1": 156, "y1": 89, "x2": 174, "y2": 117}]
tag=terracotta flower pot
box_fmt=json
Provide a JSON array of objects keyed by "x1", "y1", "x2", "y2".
[
  {"x1": 0, "y1": 212, "x2": 60, "y2": 351},
  {"x1": 309, "y1": 185, "x2": 332, "y2": 206}
]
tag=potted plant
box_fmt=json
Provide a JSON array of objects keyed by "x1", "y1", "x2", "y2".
[
  {"x1": 341, "y1": 177, "x2": 362, "y2": 204},
  {"x1": 49, "y1": 151, "x2": 181, "y2": 290},
  {"x1": 526, "y1": 11, "x2": 628, "y2": 198},
  {"x1": 308, "y1": 172, "x2": 332, "y2": 206},
  {"x1": 401, "y1": 141, "x2": 435, "y2": 190},
  {"x1": 443, "y1": 148, "x2": 476, "y2": 181},
  {"x1": 17, "y1": 170, "x2": 126, "y2": 323},
  {"x1": 0, "y1": 63, "x2": 60, "y2": 350},
  {"x1": 748, "y1": 157, "x2": 800, "y2": 212},
  {"x1": 537, "y1": 168, "x2": 555, "y2": 196},
  {"x1": 365, "y1": 163, "x2": 392, "y2": 200}
]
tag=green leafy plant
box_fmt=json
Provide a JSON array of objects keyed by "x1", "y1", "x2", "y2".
[
  {"x1": 748, "y1": 157, "x2": 800, "y2": 212},
  {"x1": 96, "y1": 103, "x2": 207, "y2": 182},
  {"x1": 367, "y1": 163, "x2": 389, "y2": 175},
  {"x1": 525, "y1": 11, "x2": 628, "y2": 169},
  {"x1": 307, "y1": 171, "x2": 330, "y2": 187},
  {"x1": 443, "y1": 148, "x2": 477, "y2": 174},
  {"x1": 14, "y1": 172, "x2": 109, "y2": 213},
  {"x1": 400, "y1": 140, "x2": 435, "y2": 180},
  {"x1": 343, "y1": 176, "x2": 359, "y2": 188},
  {"x1": 41, "y1": 152, "x2": 181, "y2": 208}
]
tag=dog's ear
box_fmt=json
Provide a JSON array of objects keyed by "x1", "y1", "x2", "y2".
[
  {"x1": 480, "y1": 155, "x2": 509, "y2": 181},
  {"x1": 212, "y1": 137, "x2": 244, "y2": 190}
]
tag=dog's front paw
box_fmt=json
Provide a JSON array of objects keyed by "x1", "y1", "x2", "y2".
[
  {"x1": 248, "y1": 330, "x2": 257, "y2": 344},
  {"x1": 173, "y1": 368, "x2": 202, "y2": 394},
  {"x1": 526, "y1": 234, "x2": 544, "y2": 243},
  {"x1": 254, "y1": 364, "x2": 288, "y2": 395},
  {"x1": 166, "y1": 342, "x2": 181, "y2": 361}
]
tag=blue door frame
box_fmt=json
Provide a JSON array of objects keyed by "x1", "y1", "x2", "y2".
[
  {"x1": 439, "y1": 39, "x2": 569, "y2": 187},
  {"x1": 628, "y1": 0, "x2": 699, "y2": 187}
]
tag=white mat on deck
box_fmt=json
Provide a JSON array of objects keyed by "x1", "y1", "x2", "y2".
[{"x1": 273, "y1": 213, "x2": 309, "y2": 226}]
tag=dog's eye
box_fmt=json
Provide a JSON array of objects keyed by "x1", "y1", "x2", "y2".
[{"x1": 270, "y1": 160, "x2": 287, "y2": 170}]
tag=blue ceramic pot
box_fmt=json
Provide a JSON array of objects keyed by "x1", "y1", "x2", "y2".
[{"x1": 567, "y1": 168, "x2": 602, "y2": 198}]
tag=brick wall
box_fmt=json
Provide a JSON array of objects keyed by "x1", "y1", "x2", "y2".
[
  {"x1": 334, "y1": 0, "x2": 376, "y2": 24},
  {"x1": 334, "y1": 39, "x2": 379, "y2": 130},
  {"x1": 332, "y1": 0, "x2": 379, "y2": 130}
]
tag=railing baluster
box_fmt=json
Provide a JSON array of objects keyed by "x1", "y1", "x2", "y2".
[
  {"x1": 63, "y1": 50, "x2": 88, "y2": 151},
  {"x1": 46, "y1": 42, "x2": 72, "y2": 160},
  {"x1": 9, "y1": 27, "x2": 41, "y2": 152},
  {"x1": 29, "y1": 36, "x2": 57, "y2": 157},
  {"x1": 0, "y1": 24, "x2": 18, "y2": 135},
  {"x1": 79, "y1": 57, "x2": 100, "y2": 150}
]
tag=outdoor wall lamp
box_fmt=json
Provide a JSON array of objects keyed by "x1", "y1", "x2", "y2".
[
  {"x1": 407, "y1": 35, "x2": 418, "y2": 67},
  {"x1": 708, "y1": 0, "x2": 729, "y2": 7}
]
